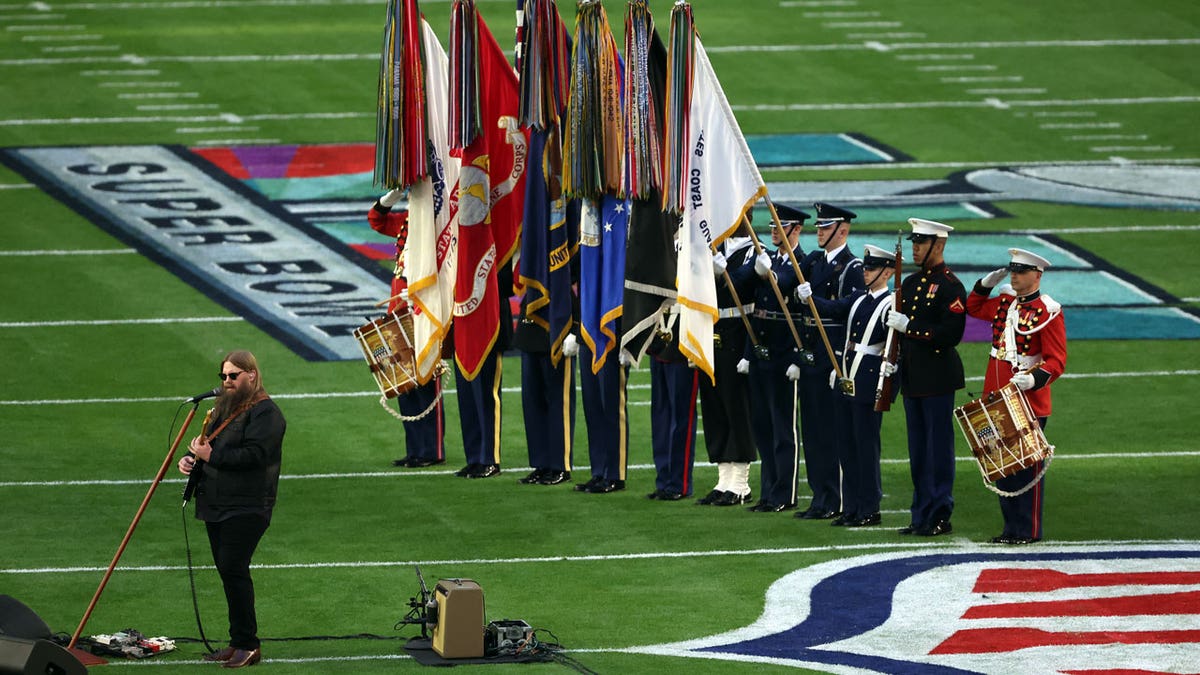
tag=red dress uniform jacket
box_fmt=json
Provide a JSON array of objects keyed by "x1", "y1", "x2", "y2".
[
  {"x1": 368, "y1": 205, "x2": 410, "y2": 313},
  {"x1": 966, "y1": 285, "x2": 1067, "y2": 417}
]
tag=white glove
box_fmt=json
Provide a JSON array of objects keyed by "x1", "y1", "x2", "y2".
[
  {"x1": 399, "y1": 287, "x2": 409, "y2": 304},
  {"x1": 996, "y1": 283, "x2": 1014, "y2": 297},
  {"x1": 736, "y1": 358, "x2": 750, "y2": 375},
  {"x1": 562, "y1": 334, "x2": 579, "y2": 357},
  {"x1": 1011, "y1": 371, "x2": 1035, "y2": 391},
  {"x1": 379, "y1": 188, "x2": 404, "y2": 207},
  {"x1": 828, "y1": 370, "x2": 837, "y2": 389},
  {"x1": 619, "y1": 350, "x2": 636, "y2": 367},
  {"x1": 712, "y1": 252, "x2": 728, "y2": 276},
  {"x1": 754, "y1": 251, "x2": 773, "y2": 278},
  {"x1": 785, "y1": 364, "x2": 801, "y2": 381},
  {"x1": 795, "y1": 282, "x2": 813, "y2": 301},
  {"x1": 885, "y1": 309, "x2": 910, "y2": 333},
  {"x1": 981, "y1": 267, "x2": 1008, "y2": 289},
  {"x1": 881, "y1": 361, "x2": 897, "y2": 377}
]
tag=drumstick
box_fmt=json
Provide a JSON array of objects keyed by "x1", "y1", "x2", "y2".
[{"x1": 374, "y1": 292, "x2": 405, "y2": 308}]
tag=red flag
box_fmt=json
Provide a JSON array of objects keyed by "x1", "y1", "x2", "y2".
[{"x1": 450, "y1": 2, "x2": 528, "y2": 379}]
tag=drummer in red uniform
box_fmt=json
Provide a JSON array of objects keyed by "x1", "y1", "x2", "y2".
[
  {"x1": 368, "y1": 189, "x2": 446, "y2": 468},
  {"x1": 966, "y1": 247, "x2": 1067, "y2": 544}
]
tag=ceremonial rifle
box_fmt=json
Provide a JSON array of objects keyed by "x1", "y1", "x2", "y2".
[{"x1": 874, "y1": 232, "x2": 903, "y2": 412}]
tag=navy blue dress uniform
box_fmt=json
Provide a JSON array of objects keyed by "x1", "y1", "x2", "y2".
[
  {"x1": 780, "y1": 202, "x2": 864, "y2": 520},
  {"x1": 743, "y1": 205, "x2": 809, "y2": 513},
  {"x1": 513, "y1": 309, "x2": 576, "y2": 488},
  {"x1": 696, "y1": 237, "x2": 758, "y2": 505},
  {"x1": 966, "y1": 248, "x2": 1067, "y2": 544},
  {"x1": 809, "y1": 244, "x2": 898, "y2": 527},
  {"x1": 646, "y1": 311, "x2": 700, "y2": 500},
  {"x1": 575, "y1": 329, "x2": 630, "y2": 494},
  {"x1": 450, "y1": 261, "x2": 513, "y2": 479},
  {"x1": 888, "y1": 218, "x2": 967, "y2": 536}
]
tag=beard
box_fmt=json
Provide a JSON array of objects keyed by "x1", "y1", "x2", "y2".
[{"x1": 213, "y1": 381, "x2": 255, "y2": 422}]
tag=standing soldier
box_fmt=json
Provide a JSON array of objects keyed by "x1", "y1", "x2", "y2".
[
  {"x1": 368, "y1": 189, "x2": 446, "y2": 468},
  {"x1": 740, "y1": 205, "x2": 808, "y2": 513},
  {"x1": 884, "y1": 218, "x2": 967, "y2": 537},
  {"x1": 805, "y1": 244, "x2": 898, "y2": 527},
  {"x1": 696, "y1": 219, "x2": 758, "y2": 506},
  {"x1": 788, "y1": 202, "x2": 864, "y2": 521},
  {"x1": 967, "y1": 248, "x2": 1066, "y2": 544}
]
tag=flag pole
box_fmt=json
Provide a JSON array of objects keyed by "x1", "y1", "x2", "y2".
[
  {"x1": 744, "y1": 212, "x2": 806, "y2": 356},
  {"x1": 762, "y1": 195, "x2": 844, "y2": 378}
]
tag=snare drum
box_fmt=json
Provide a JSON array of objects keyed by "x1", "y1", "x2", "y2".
[
  {"x1": 354, "y1": 311, "x2": 419, "y2": 399},
  {"x1": 954, "y1": 382, "x2": 1053, "y2": 482}
]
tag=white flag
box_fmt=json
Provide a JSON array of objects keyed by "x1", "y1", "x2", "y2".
[
  {"x1": 406, "y1": 18, "x2": 461, "y2": 382},
  {"x1": 677, "y1": 38, "x2": 767, "y2": 382}
]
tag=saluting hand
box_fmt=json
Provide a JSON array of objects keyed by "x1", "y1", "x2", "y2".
[{"x1": 980, "y1": 268, "x2": 1008, "y2": 289}]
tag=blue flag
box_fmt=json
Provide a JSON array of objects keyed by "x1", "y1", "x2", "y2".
[{"x1": 579, "y1": 193, "x2": 629, "y2": 372}]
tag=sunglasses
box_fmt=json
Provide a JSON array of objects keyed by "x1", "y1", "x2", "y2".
[{"x1": 219, "y1": 371, "x2": 245, "y2": 381}]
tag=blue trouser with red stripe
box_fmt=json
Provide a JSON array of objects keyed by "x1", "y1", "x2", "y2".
[{"x1": 397, "y1": 378, "x2": 444, "y2": 462}]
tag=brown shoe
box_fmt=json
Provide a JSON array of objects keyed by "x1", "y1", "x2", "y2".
[
  {"x1": 203, "y1": 646, "x2": 237, "y2": 662},
  {"x1": 222, "y1": 648, "x2": 261, "y2": 669}
]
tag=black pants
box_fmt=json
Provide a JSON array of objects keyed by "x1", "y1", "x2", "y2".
[{"x1": 206, "y1": 513, "x2": 270, "y2": 650}]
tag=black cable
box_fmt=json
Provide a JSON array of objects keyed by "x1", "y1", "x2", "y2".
[{"x1": 181, "y1": 501, "x2": 216, "y2": 653}]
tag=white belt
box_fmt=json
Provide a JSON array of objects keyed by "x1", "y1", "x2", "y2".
[
  {"x1": 990, "y1": 348, "x2": 1041, "y2": 370},
  {"x1": 849, "y1": 342, "x2": 883, "y2": 356},
  {"x1": 717, "y1": 304, "x2": 754, "y2": 319}
]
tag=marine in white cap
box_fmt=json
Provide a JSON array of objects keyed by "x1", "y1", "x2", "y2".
[
  {"x1": 967, "y1": 246, "x2": 1067, "y2": 545},
  {"x1": 882, "y1": 217, "x2": 968, "y2": 537}
]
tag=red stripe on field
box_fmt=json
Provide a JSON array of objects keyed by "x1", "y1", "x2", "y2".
[
  {"x1": 285, "y1": 144, "x2": 374, "y2": 178},
  {"x1": 192, "y1": 147, "x2": 250, "y2": 179},
  {"x1": 973, "y1": 568, "x2": 1200, "y2": 593},
  {"x1": 963, "y1": 590, "x2": 1200, "y2": 618},
  {"x1": 931, "y1": 627, "x2": 1200, "y2": 654}
]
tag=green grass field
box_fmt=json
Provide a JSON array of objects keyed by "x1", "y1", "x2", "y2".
[{"x1": 2, "y1": 0, "x2": 1200, "y2": 673}]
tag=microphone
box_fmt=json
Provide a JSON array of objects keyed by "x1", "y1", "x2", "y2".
[{"x1": 185, "y1": 387, "x2": 222, "y2": 403}]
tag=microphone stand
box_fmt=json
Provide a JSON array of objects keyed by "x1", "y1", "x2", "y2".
[{"x1": 67, "y1": 401, "x2": 202, "y2": 660}]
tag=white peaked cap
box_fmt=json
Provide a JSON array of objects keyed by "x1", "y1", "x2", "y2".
[
  {"x1": 1008, "y1": 247, "x2": 1051, "y2": 270},
  {"x1": 907, "y1": 218, "x2": 954, "y2": 238}
]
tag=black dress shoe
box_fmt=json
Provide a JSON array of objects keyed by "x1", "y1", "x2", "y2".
[
  {"x1": 574, "y1": 476, "x2": 602, "y2": 492},
  {"x1": 455, "y1": 464, "x2": 477, "y2": 477},
  {"x1": 831, "y1": 513, "x2": 853, "y2": 526},
  {"x1": 990, "y1": 535, "x2": 1037, "y2": 545},
  {"x1": 764, "y1": 502, "x2": 792, "y2": 513},
  {"x1": 658, "y1": 491, "x2": 684, "y2": 501},
  {"x1": 917, "y1": 519, "x2": 953, "y2": 536},
  {"x1": 391, "y1": 457, "x2": 411, "y2": 468},
  {"x1": 714, "y1": 490, "x2": 751, "y2": 506},
  {"x1": 646, "y1": 490, "x2": 661, "y2": 500},
  {"x1": 537, "y1": 470, "x2": 570, "y2": 485},
  {"x1": 747, "y1": 501, "x2": 772, "y2": 512},
  {"x1": 801, "y1": 508, "x2": 839, "y2": 520},
  {"x1": 222, "y1": 647, "x2": 261, "y2": 669},
  {"x1": 519, "y1": 469, "x2": 546, "y2": 484},
  {"x1": 696, "y1": 489, "x2": 725, "y2": 505},
  {"x1": 587, "y1": 479, "x2": 625, "y2": 493},
  {"x1": 467, "y1": 464, "x2": 500, "y2": 479},
  {"x1": 407, "y1": 457, "x2": 444, "y2": 468},
  {"x1": 848, "y1": 512, "x2": 882, "y2": 527}
]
